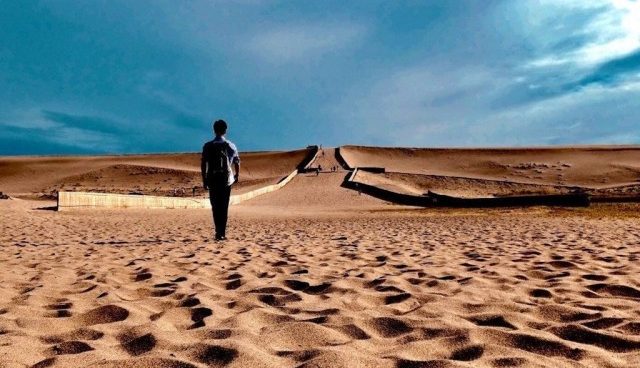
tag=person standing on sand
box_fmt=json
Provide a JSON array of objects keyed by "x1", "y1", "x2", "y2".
[{"x1": 201, "y1": 119, "x2": 240, "y2": 241}]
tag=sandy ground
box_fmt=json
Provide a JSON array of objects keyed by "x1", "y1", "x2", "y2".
[
  {"x1": 1, "y1": 197, "x2": 640, "y2": 368},
  {"x1": 1, "y1": 146, "x2": 640, "y2": 367}
]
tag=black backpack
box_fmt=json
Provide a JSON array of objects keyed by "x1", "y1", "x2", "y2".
[{"x1": 207, "y1": 141, "x2": 230, "y2": 182}]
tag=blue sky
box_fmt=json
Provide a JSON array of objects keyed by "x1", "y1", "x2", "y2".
[{"x1": 1, "y1": 0, "x2": 639, "y2": 154}]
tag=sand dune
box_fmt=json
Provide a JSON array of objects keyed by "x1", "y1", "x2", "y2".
[
  {"x1": 339, "y1": 145, "x2": 640, "y2": 200},
  {"x1": 0, "y1": 149, "x2": 311, "y2": 198},
  {"x1": 340, "y1": 145, "x2": 640, "y2": 188}
]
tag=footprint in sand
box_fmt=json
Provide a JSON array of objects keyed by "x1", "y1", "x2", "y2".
[{"x1": 77, "y1": 305, "x2": 129, "y2": 326}]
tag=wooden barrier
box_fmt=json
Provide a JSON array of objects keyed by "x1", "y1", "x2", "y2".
[{"x1": 57, "y1": 169, "x2": 299, "y2": 210}]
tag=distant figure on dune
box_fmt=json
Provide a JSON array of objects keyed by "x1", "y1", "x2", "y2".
[{"x1": 201, "y1": 119, "x2": 240, "y2": 241}]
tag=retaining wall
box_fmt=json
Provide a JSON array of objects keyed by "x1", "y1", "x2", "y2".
[
  {"x1": 427, "y1": 191, "x2": 590, "y2": 208},
  {"x1": 58, "y1": 169, "x2": 299, "y2": 210},
  {"x1": 300, "y1": 145, "x2": 320, "y2": 171},
  {"x1": 342, "y1": 168, "x2": 431, "y2": 206},
  {"x1": 343, "y1": 168, "x2": 590, "y2": 208},
  {"x1": 298, "y1": 146, "x2": 321, "y2": 173},
  {"x1": 334, "y1": 147, "x2": 352, "y2": 170}
]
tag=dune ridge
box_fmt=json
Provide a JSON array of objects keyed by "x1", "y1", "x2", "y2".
[
  {"x1": 0, "y1": 148, "x2": 312, "y2": 198},
  {"x1": 337, "y1": 145, "x2": 640, "y2": 202},
  {"x1": 340, "y1": 145, "x2": 640, "y2": 188}
]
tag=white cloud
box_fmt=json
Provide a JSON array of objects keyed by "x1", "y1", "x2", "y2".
[
  {"x1": 247, "y1": 22, "x2": 366, "y2": 63},
  {"x1": 470, "y1": 81, "x2": 640, "y2": 145},
  {"x1": 50, "y1": 127, "x2": 121, "y2": 151},
  {"x1": 0, "y1": 107, "x2": 125, "y2": 152},
  {"x1": 330, "y1": 53, "x2": 640, "y2": 146},
  {"x1": 527, "y1": 0, "x2": 640, "y2": 68},
  {"x1": 0, "y1": 109, "x2": 55, "y2": 130},
  {"x1": 331, "y1": 65, "x2": 503, "y2": 145}
]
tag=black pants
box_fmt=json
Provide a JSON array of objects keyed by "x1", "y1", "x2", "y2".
[{"x1": 209, "y1": 185, "x2": 231, "y2": 237}]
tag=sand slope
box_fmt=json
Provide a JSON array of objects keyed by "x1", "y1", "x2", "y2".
[
  {"x1": 353, "y1": 170, "x2": 579, "y2": 198},
  {"x1": 0, "y1": 149, "x2": 311, "y2": 198},
  {"x1": 340, "y1": 145, "x2": 640, "y2": 200},
  {"x1": 236, "y1": 146, "x2": 390, "y2": 212},
  {"x1": 237, "y1": 171, "x2": 391, "y2": 213},
  {"x1": 340, "y1": 145, "x2": 640, "y2": 188}
]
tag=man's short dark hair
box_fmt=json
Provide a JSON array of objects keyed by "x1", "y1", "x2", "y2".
[{"x1": 213, "y1": 119, "x2": 227, "y2": 135}]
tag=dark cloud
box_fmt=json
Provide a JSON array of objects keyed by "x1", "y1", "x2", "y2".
[
  {"x1": 0, "y1": 126, "x2": 104, "y2": 155},
  {"x1": 579, "y1": 50, "x2": 640, "y2": 87},
  {"x1": 548, "y1": 33, "x2": 593, "y2": 54},
  {"x1": 0, "y1": 136, "x2": 99, "y2": 155},
  {"x1": 168, "y1": 112, "x2": 208, "y2": 130},
  {"x1": 490, "y1": 49, "x2": 640, "y2": 112},
  {"x1": 41, "y1": 110, "x2": 125, "y2": 135}
]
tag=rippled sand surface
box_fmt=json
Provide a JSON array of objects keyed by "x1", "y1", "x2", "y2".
[{"x1": 1, "y1": 199, "x2": 639, "y2": 368}]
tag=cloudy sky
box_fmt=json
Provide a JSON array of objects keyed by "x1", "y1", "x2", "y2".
[{"x1": 1, "y1": 0, "x2": 639, "y2": 154}]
